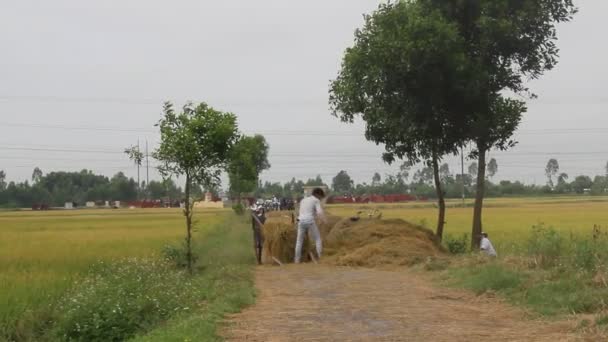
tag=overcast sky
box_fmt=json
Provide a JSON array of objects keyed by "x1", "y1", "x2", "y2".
[{"x1": 1, "y1": 0, "x2": 606, "y2": 187}]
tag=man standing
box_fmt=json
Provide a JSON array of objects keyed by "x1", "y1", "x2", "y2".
[
  {"x1": 295, "y1": 188, "x2": 326, "y2": 263},
  {"x1": 251, "y1": 203, "x2": 266, "y2": 265},
  {"x1": 480, "y1": 232, "x2": 497, "y2": 257}
]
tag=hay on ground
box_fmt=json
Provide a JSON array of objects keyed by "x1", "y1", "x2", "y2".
[
  {"x1": 261, "y1": 213, "x2": 341, "y2": 264},
  {"x1": 324, "y1": 218, "x2": 445, "y2": 267}
]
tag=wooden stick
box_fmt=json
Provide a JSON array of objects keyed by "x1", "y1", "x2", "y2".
[
  {"x1": 309, "y1": 252, "x2": 318, "y2": 264},
  {"x1": 271, "y1": 257, "x2": 283, "y2": 266}
]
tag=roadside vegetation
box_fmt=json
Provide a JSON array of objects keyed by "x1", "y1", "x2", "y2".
[
  {"x1": 427, "y1": 223, "x2": 608, "y2": 332},
  {"x1": 0, "y1": 211, "x2": 254, "y2": 342}
]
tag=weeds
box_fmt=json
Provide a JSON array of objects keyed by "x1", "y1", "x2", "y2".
[
  {"x1": 527, "y1": 223, "x2": 563, "y2": 268},
  {"x1": 444, "y1": 233, "x2": 469, "y2": 255},
  {"x1": 443, "y1": 224, "x2": 608, "y2": 317},
  {"x1": 52, "y1": 258, "x2": 204, "y2": 341},
  {"x1": 162, "y1": 242, "x2": 199, "y2": 269}
]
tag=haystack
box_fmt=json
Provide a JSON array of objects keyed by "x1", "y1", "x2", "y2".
[
  {"x1": 324, "y1": 218, "x2": 445, "y2": 267},
  {"x1": 261, "y1": 213, "x2": 341, "y2": 264}
]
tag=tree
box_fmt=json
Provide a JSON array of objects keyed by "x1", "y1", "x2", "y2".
[
  {"x1": 487, "y1": 159, "x2": 498, "y2": 179},
  {"x1": 372, "y1": 173, "x2": 382, "y2": 187},
  {"x1": 330, "y1": 1, "x2": 468, "y2": 240},
  {"x1": 332, "y1": 170, "x2": 354, "y2": 194},
  {"x1": 468, "y1": 163, "x2": 478, "y2": 181},
  {"x1": 439, "y1": 163, "x2": 451, "y2": 182},
  {"x1": 109, "y1": 172, "x2": 138, "y2": 202},
  {"x1": 0, "y1": 170, "x2": 6, "y2": 191},
  {"x1": 571, "y1": 175, "x2": 593, "y2": 194},
  {"x1": 545, "y1": 159, "x2": 560, "y2": 188},
  {"x1": 31, "y1": 167, "x2": 43, "y2": 184},
  {"x1": 227, "y1": 134, "x2": 270, "y2": 202},
  {"x1": 153, "y1": 102, "x2": 239, "y2": 273},
  {"x1": 419, "y1": 0, "x2": 576, "y2": 247},
  {"x1": 398, "y1": 162, "x2": 411, "y2": 183},
  {"x1": 305, "y1": 175, "x2": 325, "y2": 187},
  {"x1": 124, "y1": 145, "x2": 144, "y2": 198},
  {"x1": 555, "y1": 172, "x2": 570, "y2": 193},
  {"x1": 413, "y1": 167, "x2": 434, "y2": 185}
]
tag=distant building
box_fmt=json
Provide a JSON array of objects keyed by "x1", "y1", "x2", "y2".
[
  {"x1": 85, "y1": 201, "x2": 96, "y2": 208},
  {"x1": 194, "y1": 192, "x2": 225, "y2": 209},
  {"x1": 64, "y1": 202, "x2": 74, "y2": 210}
]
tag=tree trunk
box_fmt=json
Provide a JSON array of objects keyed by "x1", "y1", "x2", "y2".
[
  {"x1": 184, "y1": 173, "x2": 193, "y2": 274},
  {"x1": 431, "y1": 149, "x2": 446, "y2": 242},
  {"x1": 471, "y1": 143, "x2": 487, "y2": 249}
]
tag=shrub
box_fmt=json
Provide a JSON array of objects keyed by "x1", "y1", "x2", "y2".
[
  {"x1": 444, "y1": 233, "x2": 469, "y2": 255},
  {"x1": 53, "y1": 258, "x2": 205, "y2": 342},
  {"x1": 232, "y1": 203, "x2": 245, "y2": 215},
  {"x1": 572, "y1": 239, "x2": 597, "y2": 272},
  {"x1": 162, "y1": 243, "x2": 198, "y2": 269},
  {"x1": 527, "y1": 224, "x2": 563, "y2": 268}
]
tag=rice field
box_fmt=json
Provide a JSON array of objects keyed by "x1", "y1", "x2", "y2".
[
  {"x1": 328, "y1": 196, "x2": 608, "y2": 251},
  {"x1": 3, "y1": 196, "x2": 608, "y2": 339},
  {"x1": 0, "y1": 208, "x2": 228, "y2": 339}
]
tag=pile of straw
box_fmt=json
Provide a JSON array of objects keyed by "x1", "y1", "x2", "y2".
[
  {"x1": 324, "y1": 218, "x2": 445, "y2": 267},
  {"x1": 261, "y1": 213, "x2": 341, "y2": 264},
  {"x1": 261, "y1": 212, "x2": 444, "y2": 267}
]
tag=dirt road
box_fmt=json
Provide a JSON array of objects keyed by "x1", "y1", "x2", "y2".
[{"x1": 224, "y1": 265, "x2": 591, "y2": 342}]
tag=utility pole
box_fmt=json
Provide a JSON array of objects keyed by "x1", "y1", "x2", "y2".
[
  {"x1": 146, "y1": 140, "x2": 149, "y2": 188},
  {"x1": 137, "y1": 139, "x2": 141, "y2": 199},
  {"x1": 461, "y1": 146, "x2": 465, "y2": 206}
]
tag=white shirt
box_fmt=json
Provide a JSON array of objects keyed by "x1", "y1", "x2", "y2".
[
  {"x1": 480, "y1": 237, "x2": 497, "y2": 257},
  {"x1": 298, "y1": 196, "x2": 324, "y2": 223}
]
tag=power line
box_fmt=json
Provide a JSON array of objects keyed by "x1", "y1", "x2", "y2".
[{"x1": 5, "y1": 121, "x2": 608, "y2": 137}]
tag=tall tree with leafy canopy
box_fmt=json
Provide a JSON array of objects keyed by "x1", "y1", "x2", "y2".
[
  {"x1": 546, "y1": 159, "x2": 560, "y2": 188},
  {"x1": 332, "y1": 170, "x2": 354, "y2": 194},
  {"x1": 487, "y1": 159, "x2": 498, "y2": 179},
  {"x1": 419, "y1": 0, "x2": 576, "y2": 247},
  {"x1": 154, "y1": 102, "x2": 239, "y2": 273},
  {"x1": 227, "y1": 134, "x2": 270, "y2": 203},
  {"x1": 330, "y1": 1, "x2": 468, "y2": 240},
  {"x1": 31, "y1": 167, "x2": 43, "y2": 184},
  {"x1": 0, "y1": 170, "x2": 6, "y2": 191},
  {"x1": 124, "y1": 145, "x2": 144, "y2": 198}
]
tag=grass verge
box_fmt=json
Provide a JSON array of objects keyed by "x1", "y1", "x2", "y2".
[
  {"x1": 2, "y1": 213, "x2": 254, "y2": 342},
  {"x1": 130, "y1": 214, "x2": 255, "y2": 341},
  {"x1": 438, "y1": 256, "x2": 608, "y2": 318}
]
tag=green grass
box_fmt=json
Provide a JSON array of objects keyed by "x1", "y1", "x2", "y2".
[
  {"x1": 0, "y1": 208, "x2": 237, "y2": 341},
  {"x1": 132, "y1": 214, "x2": 256, "y2": 341},
  {"x1": 448, "y1": 263, "x2": 524, "y2": 295}
]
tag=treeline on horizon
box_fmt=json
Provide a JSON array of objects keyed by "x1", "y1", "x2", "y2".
[
  {"x1": 255, "y1": 160, "x2": 608, "y2": 199},
  {"x1": 2, "y1": 159, "x2": 606, "y2": 208},
  {"x1": 0, "y1": 169, "x2": 187, "y2": 208}
]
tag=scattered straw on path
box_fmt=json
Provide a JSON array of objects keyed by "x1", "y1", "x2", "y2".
[{"x1": 223, "y1": 265, "x2": 595, "y2": 342}]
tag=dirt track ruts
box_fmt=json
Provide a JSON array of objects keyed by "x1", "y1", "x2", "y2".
[{"x1": 224, "y1": 265, "x2": 593, "y2": 342}]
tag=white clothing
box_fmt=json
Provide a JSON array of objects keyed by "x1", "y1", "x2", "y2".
[
  {"x1": 294, "y1": 220, "x2": 322, "y2": 263},
  {"x1": 480, "y1": 237, "x2": 497, "y2": 257},
  {"x1": 298, "y1": 196, "x2": 324, "y2": 223}
]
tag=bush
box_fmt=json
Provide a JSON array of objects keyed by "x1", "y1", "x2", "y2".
[
  {"x1": 53, "y1": 258, "x2": 205, "y2": 342},
  {"x1": 232, "y1": 203, "x2": 245, "y2": 215},
  {"x1": 527, "y1": 224, "x2": 563, "y2": 268},
  {"x1": 444, "y1": 233, "x2": 469, "y2": 255},
  {"x1": 162, "y1": 243, "x2": 198, "y2": 269},
  {"x1": 572, "y1": 239, "x2": 597, "y2": 272}
]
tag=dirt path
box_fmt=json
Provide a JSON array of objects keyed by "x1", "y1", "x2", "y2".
[{"x1": 224, "y1": 265, "x2": 592, "y2": 342}]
